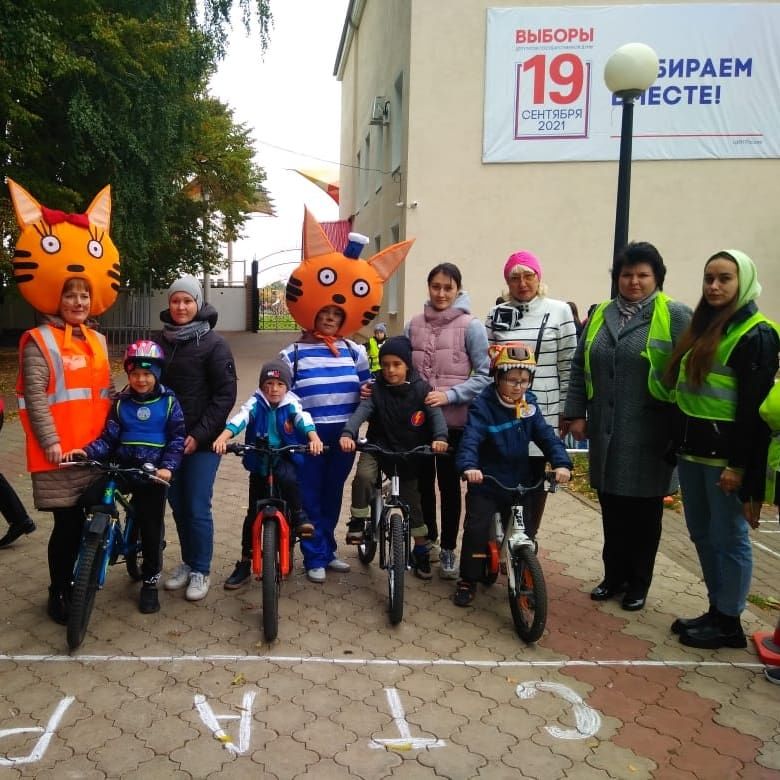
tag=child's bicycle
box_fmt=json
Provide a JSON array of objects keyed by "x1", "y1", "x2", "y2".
[
  {"x1": 354, "y1": 441, "x2": 437, "y2": 625},
  {"x1": 479, "y1": 472, "x2": 558, "y2": 643},
  {"x1": 224, "y1": 439, "x2": 318, "y2": 642},
  {"x1": 60, "y1": 459, "x2": 168, "y2": 650}
]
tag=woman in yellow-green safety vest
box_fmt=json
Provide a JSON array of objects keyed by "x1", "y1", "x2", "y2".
[
  {"x1": 563, "y1": 242, "x2": 691, "y2": 613},
  {"x1": 665, "y1": 249, "x2": 779, "y2": 651}
]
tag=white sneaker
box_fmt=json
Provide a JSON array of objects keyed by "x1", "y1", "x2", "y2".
[
  {"x1": 426, "y1": 540, "x2": 441, "y2": 563},
  {"x1": 185, "y1": 572, "x2": 210, "y2": 601},
  {"x1": 164, "y1": 563, "x2": 191, "y2": 591},
  {"x1": 307, "y1": 567, "x2": 326, "y2": 583},
  {"x1": 439, "y1": 549, "x2": 458, "y2": 580},
  {"x1": 327, "y1": 558, "x2": 351, "y2": 573}
]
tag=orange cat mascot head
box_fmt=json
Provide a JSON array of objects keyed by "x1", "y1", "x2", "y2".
[
  {"x1": 8, "y1": 179, "x2": 120, "y2": 316},
  {"x1": 286, "y1": 209, "x2": 414, "y2": 336}
]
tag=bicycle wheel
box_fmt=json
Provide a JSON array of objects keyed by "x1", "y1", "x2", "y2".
[
  {"x1": 508, "y1": 546, "x2": 547, "y2": 643},
  {"x1": 125, "y1": 520, "x2": 143, "y2": 582},
  {"x1": 261, "y1": 519, "x2": 280, "y2": 642},
  {"x1": 67, "y1": 525, "x2": 108, "y2": 650},
  {"x1": 358, "y1": 492, "x2": 381, "y2": 564},
  {"x1": 387, "y1": 511, "x2": 405, "y2": 625}
]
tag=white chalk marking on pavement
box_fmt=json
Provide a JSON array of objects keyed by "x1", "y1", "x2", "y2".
[
  {"x1": 369, "y1": 688, "x2": 445, "y2": 750},
  {"x1": 0, "y1": 696, "x2": 74, "y2": 766},
  {"x1": 0, "y1": 653, "x2": 766, "y2": 669},
  {"x1": 516, "y1": 681, "x2": 601, "y2": 739},
  {"x1": 752, "y1": 539, "x2": 780, "y2": 559},
  {"x1": 194, "y1": 691, "x2": 255, "y2": 755}
]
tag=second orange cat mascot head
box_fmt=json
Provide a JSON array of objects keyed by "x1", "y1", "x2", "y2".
[
  {"x1": 7, "y1": 179, "x2": 120, "y2": 316},
  {"x1": 286, "y1": 209, "x2": 414, "y2": 336}
]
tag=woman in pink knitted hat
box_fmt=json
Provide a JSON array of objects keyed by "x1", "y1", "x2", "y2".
[{"x1": 485, "y1": 250, "x2": 578, "y2": 542}]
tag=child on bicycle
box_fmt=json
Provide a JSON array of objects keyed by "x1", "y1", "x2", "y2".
[
  {"x1": 339, "y1": 336, "x2": 449, "y2": 579},
  {"x1": 66, "y1": 340, "x2": 186, "y2": 614},
  {"x1": 454, "y1": 342, "x2": 572, "y2": 606},
  {"x1": 213, "y1": 359, "x2": 323, "y2": 590}
]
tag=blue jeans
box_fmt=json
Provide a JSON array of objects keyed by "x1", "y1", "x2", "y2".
[
  {"x1": 167, "y1": 451, "x2": 221, "y2": 575},
  {"x1": 298, "y1": 422, "x2": 355, "y2": 570},
  {"x1": 677, "y1": 458, "x2": 752, "y2": 616}
]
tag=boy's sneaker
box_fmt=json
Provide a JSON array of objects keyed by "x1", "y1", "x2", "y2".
[
  {"x1": 139, "y1": 583, "x2": 160, "y2": 614},
  {"x1": 185, "y1": 572, "x2": 210, "y2": 601},
  {"x1": 426, "y1": 539, "x2": 441, "y2": 563},
  {"x1": 292, "y1": 511, "x2": 314, "y2": 538},
  {"x1": 224, "y1": 560, "x2": 251, "y2": 590},
  {"x1": 411, "y1": 548, "x2": 432, "y2": 580},
  {"x1": 327, "y1": 558, "x2": 351, "y2": 572},
  {"x1": 454, "y1": 580, "x2": 476, "y2": 607},
  {"x1": 439, "y1": 549, "x2": 458, "y2": 579},
  {"x1": 765, "y1": 666, "x2": 780, "y2": 685},
  {"x1": 307, "y1": 567, "x2": 326, "y2": 583},
  {"x1": 164, "y1": 563, "x2": 191, "y2": 591},
  {"x1": 346, "y1": 518, "x2": 365, "y2": 544}
]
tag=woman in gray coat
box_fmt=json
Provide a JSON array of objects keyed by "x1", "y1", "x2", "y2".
[{"x1": 564, "y1": 242, "x2": 691, "y2": 611}]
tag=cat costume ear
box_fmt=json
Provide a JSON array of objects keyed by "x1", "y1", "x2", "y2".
[
  {"x1": 287, "y1": 208, "x2": 414, "y2": 335},
  {"x1": 7, "y1": 179, "x2": 120, "y2": 316}
]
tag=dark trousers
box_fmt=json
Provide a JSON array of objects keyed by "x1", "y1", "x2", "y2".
[
  {"x1": 48, "y1": 506, "x2": 84, "y2": 592},
  {"x1": 240, "y1": 460, "x2": 304, "y2": 558},
  {"x1": 0, "y1": 471, "x2": 29, "y2": 527},
  {"x1": 522, "y1": 456, "x2": 548, "y2": 540},
  {"x1": 129, "y1": 482, "x2": 167, "y2": 581},
  {"x1": 459, "y1": 489, "x2": 512, "y2": 583},
  {"x1": 420, "y1": 428, "x2": 463, "y2": 549},
  {"x1": 597, "y1": 492, "x2": 663, "y2": 596}
]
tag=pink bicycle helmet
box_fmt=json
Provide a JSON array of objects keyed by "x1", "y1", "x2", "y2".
[{"x1": 123, "y1": 339, "x2": 165, "y2": 378}]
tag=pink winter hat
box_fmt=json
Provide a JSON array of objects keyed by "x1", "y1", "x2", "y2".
[{"x1": 503, "y1": 250, "x2": 542, "y2": 282}]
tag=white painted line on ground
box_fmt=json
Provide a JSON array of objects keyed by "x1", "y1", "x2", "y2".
[
  {"x1": 752, "y1": 539, "x2": 780, "y2": 559},
  {"x1": 0, "y1": 653, "x2": 765, "y2": 669}
]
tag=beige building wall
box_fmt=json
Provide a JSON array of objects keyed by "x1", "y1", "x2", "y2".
[{"x1": 336, "y1": 0, "x2": 780, "y2": 336}]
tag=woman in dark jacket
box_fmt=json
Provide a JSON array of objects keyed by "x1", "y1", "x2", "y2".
[
  {"x1": 159, "y1": 276, "x2": 237, "y2": 602},
  {"x1": 666, "y1": 250, "x2": 779, "y2": 649},
  {"x1": 564, "y1": 242, "x2": 691, "y2": 611}
]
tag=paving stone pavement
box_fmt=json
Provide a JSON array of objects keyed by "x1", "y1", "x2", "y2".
[{"x1": 0, "y1": 330, "x2": 779, "y2": 779}]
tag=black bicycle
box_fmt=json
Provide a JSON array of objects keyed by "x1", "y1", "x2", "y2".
[
  {"x1": 354, "y1": 441, "x2": 438, "y2": 625},
  {"x1": 480, "y1": 472, "x2": 558, "y2": 643},
  {"x1": 224, "y1": 440, "x2": 318, "y2": 641},
  {"x1": 61, "y1": 460, "x2": 167, "y2": 650}
]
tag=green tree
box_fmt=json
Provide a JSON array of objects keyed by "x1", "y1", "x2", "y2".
[{"x1": 0, "y1": 0, "x2": 272, "y2": 289}]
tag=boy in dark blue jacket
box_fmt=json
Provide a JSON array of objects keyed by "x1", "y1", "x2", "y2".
[
  {"x1": 454, "y1": 342, "x2": 572, "y2": 606},
  {"x1": 67, "y1": 340, "x2": 185, "y2": 613}
]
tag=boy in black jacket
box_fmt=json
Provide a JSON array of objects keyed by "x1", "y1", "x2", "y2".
[{"x1": 340, "y1": 336, "x2": 448, "y2": 578}]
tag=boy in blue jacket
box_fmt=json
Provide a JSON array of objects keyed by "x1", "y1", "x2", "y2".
[
  {"x1": 67, "y1": 340, "x2": 186, "y2": 614},
  {"x1": 454, "y1": 343, "x2": 572, "y2": 606},
  {"x1": 214, "y1": 360, "x2": 323, "y2": 590}
]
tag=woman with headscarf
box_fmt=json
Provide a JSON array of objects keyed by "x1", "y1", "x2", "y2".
[
  {"x1": 485, "y1": 250, "x2": 577, "y2": 542},
  {"x1": 666, "y1": 250, "x2": 779, "y2": 649},
  {"x1": 159, "y1": 275, "x2": 237, "y2": 602}
]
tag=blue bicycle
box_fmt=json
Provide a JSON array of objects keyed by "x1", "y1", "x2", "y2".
[{"x1": 61, "y1": 460, "x2": 167, "y2": 650}]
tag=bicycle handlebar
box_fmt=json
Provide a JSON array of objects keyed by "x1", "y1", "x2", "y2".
[
  {"x1": 354, "y1": 440, "x2": 444, "y2": 458},
  {"x1": 478, "y1": 472, "x2": 558, "y2": 495},
  {"x1": 59, "y1": 458, "x2": 169, "y2": 486},
  {"x1": 224, "y1": 441, "x2": 326, "y2": 456}
]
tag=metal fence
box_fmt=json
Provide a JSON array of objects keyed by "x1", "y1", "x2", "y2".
[{"x1": 99, "y1": 287, "x2": 153, "y2": 355}]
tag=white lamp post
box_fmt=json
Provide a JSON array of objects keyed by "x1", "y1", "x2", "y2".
[{"x1": 604, "y1": 43, "x2": 659, "y2": 297}]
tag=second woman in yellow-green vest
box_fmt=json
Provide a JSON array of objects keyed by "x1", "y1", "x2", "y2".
[
  {"x1": 666, "y1": 249, "x2": 779, "y2": 650},
  {"x1": 564, "y1": 242, "x2": 692, "y2": 611}
]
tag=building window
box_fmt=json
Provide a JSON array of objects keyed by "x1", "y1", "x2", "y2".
[{"x1": 391, "y1": 72, "x2": 403, "y2": 173}]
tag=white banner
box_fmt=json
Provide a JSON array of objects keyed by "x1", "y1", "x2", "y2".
[{"x1": 483, "y1": 4, "x2": 780, "y2": 162}]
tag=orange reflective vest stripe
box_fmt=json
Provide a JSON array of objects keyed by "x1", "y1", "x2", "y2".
[{"x1": 16, "y1": 324, "x2": 111, "y2": 472}]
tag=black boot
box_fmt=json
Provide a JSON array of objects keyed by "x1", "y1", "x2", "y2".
[
  {"x1": 0, "y1": 518, "x2": 36, "y2": 548},
  {"x1": 139, "y1": 583, "x2": 160, "y2": 614},
  {"x1": 679, "y1": 611, "x2": 747, "y2": 649},
  {"x1": 47, "y1": 587, "x2": 69, "y2": 625},
  {"x1": 671, "y1": 605, "x2": 718, "y2": 635}
]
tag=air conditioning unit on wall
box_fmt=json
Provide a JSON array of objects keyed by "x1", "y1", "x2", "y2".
[{"x1": 370, "y1": 96, "x2": 390, "y2": 125}]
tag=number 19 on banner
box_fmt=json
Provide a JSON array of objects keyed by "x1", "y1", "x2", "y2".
[{"x1": 514, "y1": 53, "x2": 591, "y2": 140}]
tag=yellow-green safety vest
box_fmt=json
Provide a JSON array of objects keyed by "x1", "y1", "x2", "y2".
[
  {"x1": 759, "y1": 380, "x2": 780, "y2": 504},
  {"x1": 675, "y1": 311, "x2": 779, "y2": 422},
  {"x1": 583, "y1": 292, "x2": 675, "y2": 402}
]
